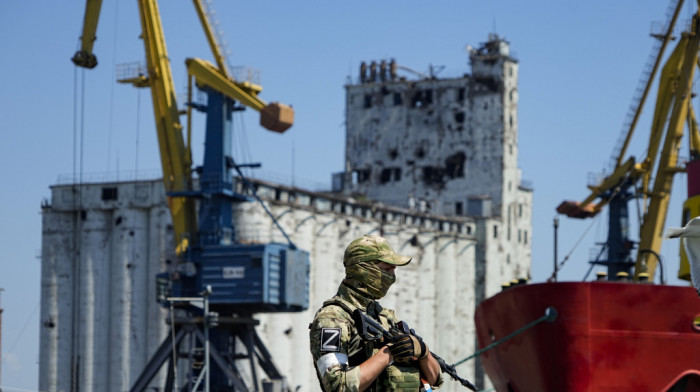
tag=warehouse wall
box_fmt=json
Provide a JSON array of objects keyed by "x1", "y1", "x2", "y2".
[
  {"x1": 233, "y1": 190, "x2": 480, "y2": 391},
  {"x1": 39, "y1": 179, "x2": 515, "y2": 392}
]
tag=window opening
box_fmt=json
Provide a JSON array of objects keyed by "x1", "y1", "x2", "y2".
[
  {"x1": 101, "y1": 187, "x2": 118, "y2": 201},
  {"x1": 354, "y1": 168, "x2": 371, "y2": 183},
  {"x1": 364, "y1": 94, "x2": 372, "y2": 108},
  {"x1": 445, "y1": 152, "x2": 466, "y2": 178},
  {"x1": 380, "y1": 168, "x2": 392, "y2": 184},
  {"x1": 458, "y1": 87, "x2": 465, "y2": 102}
]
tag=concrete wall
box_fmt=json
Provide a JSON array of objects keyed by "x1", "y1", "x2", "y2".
[
  {"x1": 40, "y1": 181, "x2": 173, "y2": 392},
  {"x1": 232, "y1": 181, "x2": 483, "y2": 391},
  {"x1": 40, "y1": 179, "x2": 515, "y2": 392}
]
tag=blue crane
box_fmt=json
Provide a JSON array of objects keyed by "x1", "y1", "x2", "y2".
[{"x1": 73, "y1": 1, "x2": 309, "y2": 390}]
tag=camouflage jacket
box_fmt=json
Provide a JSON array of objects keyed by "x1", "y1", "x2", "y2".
[{"x1": 309, "y1": 283, "x2": 442, "y2": 391}]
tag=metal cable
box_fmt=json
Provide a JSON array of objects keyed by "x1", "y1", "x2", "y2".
[
  {"x1": 135, "y1": 89, "x2": 141, "y2": 176},
  {"x1": 70, "y1": 65, "x2": 87, "y2": 392},
  {"x1": 454, "y1": 307, "x2": 558, "y2": 366},
  {"x1": 6, "y1": 302, "x2": 39, "y2": 353},
  {"x1": 232, "y1": 164, "x2": 297, "y2": 249},
  {"x1": 233, "y1": 107, "x2": 253, "y2": 178},
  {"x1": 106, "y1": 0, "x2": 121, "y2": 173}
]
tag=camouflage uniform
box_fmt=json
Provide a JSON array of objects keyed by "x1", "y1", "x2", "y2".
[{"x1": 309, "y1": 235, "x2": 443, "y2": 391}]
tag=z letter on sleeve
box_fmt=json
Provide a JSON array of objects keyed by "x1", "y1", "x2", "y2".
[{"x1": 320, "y1": 327, "x2": 342, "y2": 352}]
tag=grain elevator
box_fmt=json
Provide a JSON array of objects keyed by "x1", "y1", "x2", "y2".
[{"x1": 39, "y1": 34, "x2": 531, "y2": 391}]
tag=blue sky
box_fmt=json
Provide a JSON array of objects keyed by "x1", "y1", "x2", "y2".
[{"x1": 0, "y1": 0, "x2": 695, "y2": 390}]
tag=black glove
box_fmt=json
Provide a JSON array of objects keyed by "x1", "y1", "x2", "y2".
[{"x1": 388, "y1": 333, "x2": 428, "y2": 363}]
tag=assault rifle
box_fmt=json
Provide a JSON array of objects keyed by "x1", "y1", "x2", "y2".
[{"x1": 352, "y1": 309, "x2": 477, "y2": 391}]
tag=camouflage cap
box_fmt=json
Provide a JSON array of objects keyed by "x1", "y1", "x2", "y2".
[{"x1": 343, "y1": 235, "x2": 411, "y2": 267}]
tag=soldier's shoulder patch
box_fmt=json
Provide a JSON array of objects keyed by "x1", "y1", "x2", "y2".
[{"x1": 320, "y1": 327, "x2": 341, "y2": 352}]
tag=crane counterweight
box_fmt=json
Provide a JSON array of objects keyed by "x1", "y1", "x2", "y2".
[
  {"x1": 261, "y1": 102, "x2": 294, "y2": 133},
  {"x1": 556, "y1": 200, "x2": 598, "y2": 219}
]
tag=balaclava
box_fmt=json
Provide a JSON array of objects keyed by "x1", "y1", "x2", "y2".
[
  {"x1": 344, "y1": 260, "x2": 396, "y2": 299},
  {"x1": 342, "y1": 235, "x2": 411, "y2": 300}
]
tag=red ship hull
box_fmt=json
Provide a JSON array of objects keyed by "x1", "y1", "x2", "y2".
[{"x1": 474, "y1": 282, "x2": 700, "y2": 392}]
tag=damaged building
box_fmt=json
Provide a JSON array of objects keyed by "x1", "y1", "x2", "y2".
[
  {"x1": 39, "y1": 34, "x2": 532, "y2": 392},
  {"x1": 339, "y1": 33, "x2": 532, "y2": 284}
]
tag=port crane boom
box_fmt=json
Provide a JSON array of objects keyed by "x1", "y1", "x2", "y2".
[
  {"x1": 72, "y1": 0, "x2": 102, "y2": 68},
  {"x1": 557, "y1": 1, "x2": 700, "y2": 282},
  {"x1": 73, "y1": 1, "x2": 307, "y2": 390},
  {"x1": 75, "y1": 0, "x2": 294, "y2": 256}
]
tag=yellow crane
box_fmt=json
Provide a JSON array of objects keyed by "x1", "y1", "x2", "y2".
[
  {"x1": 557, "y1": 0, "x2": 700, "y2": 282},
  {"x1": 73, "y1": 2, "x2": 305, "y2": 391},
  {"x1": 73, "y1": 0, "x2": 294, "y2": 256}
]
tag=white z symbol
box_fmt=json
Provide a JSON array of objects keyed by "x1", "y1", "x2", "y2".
[{"x1": 322, "y1": 329, "x2": 340, "y2": 351}]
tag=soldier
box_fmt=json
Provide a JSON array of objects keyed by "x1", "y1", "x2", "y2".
[{"x1": 309, "y1": 235, "x2": 442, "y2": 391}]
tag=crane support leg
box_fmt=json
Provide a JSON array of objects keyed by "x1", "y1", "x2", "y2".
[{"x1": 129, "y1": 312, "x2": 289, "y2": 392}]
